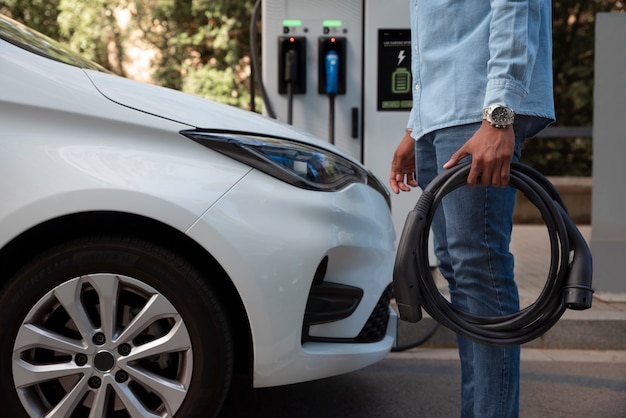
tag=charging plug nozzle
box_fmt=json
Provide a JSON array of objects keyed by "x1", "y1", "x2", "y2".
[
  {"x1": 558, "y1": 204, "x2": 594, "y2": 310},
  {"x1": 285, "y1": 49, "x2": 298, "y2": 83},
  {"x1": 325, "y1": 50, "x2": 339, "y2": 95}
]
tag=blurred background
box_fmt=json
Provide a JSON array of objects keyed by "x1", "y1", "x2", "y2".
[{"x1": 3, "y1": 0, "x2": 625, "y2": 177}]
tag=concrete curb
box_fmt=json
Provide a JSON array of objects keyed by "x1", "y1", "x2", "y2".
[
  {"x1": 396, "y1": 316, "x2": 626, "y2": 350},
  {"x1": 389, "y1": 348, "x2": 626, "y2": 363}
]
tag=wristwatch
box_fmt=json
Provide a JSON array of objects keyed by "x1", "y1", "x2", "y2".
[{"x1": 482, "y1": 105, "x2": 515, "y2": 128}]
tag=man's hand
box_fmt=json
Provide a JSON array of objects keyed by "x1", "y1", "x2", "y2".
[
  {"x1": 389, "y1": 131, "x2": 418, "y2": 194},
  {"x1": 443, "y1": 121, "x2": 515, "y2": 187}
]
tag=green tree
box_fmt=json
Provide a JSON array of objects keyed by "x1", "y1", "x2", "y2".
[
  {"x1": 521, "y1": 0, "x2": 625, "y2": 176},
  {"x1": 3, "y1": 0, "x2": 256, "y2": 108},
  {"x1": 56, "y1": 0, "x2": 124, "y2": 74},
  {"x1": 0, "y1": 0, "x2": 61, "y2": 39},
  {"x1": 142, "y1": 0, "x2": 256, "y2": 107}
]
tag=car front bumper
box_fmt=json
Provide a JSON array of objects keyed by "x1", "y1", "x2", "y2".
[{"x1": 187, "y1": 168, "x2": 397, "y2": 387}]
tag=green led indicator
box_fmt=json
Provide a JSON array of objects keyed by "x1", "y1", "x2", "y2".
[
  {"x1": 282, "y1": 19, "x2": 303, "y2": 27},
  {"x1": 323, "y1": 20, "x2": 343, "y2": 28}
]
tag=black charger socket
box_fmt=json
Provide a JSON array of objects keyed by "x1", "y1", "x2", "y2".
[{"x1": 278, "y1": 36, "x2": 307, "y2": 94}]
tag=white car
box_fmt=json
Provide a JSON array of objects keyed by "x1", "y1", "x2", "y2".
[{"x1": 0, "y1": 15, "x2": 396, "y2": 418}]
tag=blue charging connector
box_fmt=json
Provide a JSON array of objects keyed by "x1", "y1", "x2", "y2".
[
  {"x1": 325, "y1": 50, "x2": 339, "y2": 95},
  {"x1": 319, "y1": 37, "x2": 345, "y2": 145},
  {"x1": 318, "y1": 36, "x2": 345, "y2": 95},
  {"x1": 325, "y1": 50, "x2": 339, "y2": 144}
]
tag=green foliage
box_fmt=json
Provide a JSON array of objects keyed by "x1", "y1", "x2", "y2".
[
  {"x1": 520, "y1": 0, "x2": 625, "y2": 176},
  {"x1": 0, "y1": 0, "x2": 61, "y2": 39},
  {"x1": 522, "y1": 136, "x2": 593, "y2": 177},
  {"x1": 56, "y1": 0, "x2": 122, "y2": 71},
  {"x1": 2, "y1": 0, "x2": 256, "y2": 108},
  {"x1": 145, "y1": 0, "x2": 256, "y2": 107}
]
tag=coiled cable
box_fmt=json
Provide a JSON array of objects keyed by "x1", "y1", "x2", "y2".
[{"x1": 393, "y1": 162, "x2": 593, "y2": 346}]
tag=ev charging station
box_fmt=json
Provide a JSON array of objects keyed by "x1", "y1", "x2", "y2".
[{"x1": 262, "y1": 0, "x2": 419, "y2": 245}]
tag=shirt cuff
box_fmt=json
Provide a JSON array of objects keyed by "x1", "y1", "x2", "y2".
[{"x1": 483, "y1": 78, "x2": 528, "y2": 111}]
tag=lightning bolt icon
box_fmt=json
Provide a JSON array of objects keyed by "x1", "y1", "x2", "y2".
[{"x1": 397, "y1": 50, "x2": 406, "y2": 66}]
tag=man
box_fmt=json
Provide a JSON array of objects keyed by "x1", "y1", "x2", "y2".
[{"x1": 389, "y1": 1, "x2": 555, "y2": 417}]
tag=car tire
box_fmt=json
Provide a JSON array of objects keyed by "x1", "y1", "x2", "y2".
[{"x1": 0, "y1": 235, "x2": 233, "y2": 418}]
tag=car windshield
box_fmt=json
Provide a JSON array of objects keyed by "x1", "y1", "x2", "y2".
[{"x1": 0, "y1": 14, "x2": 106, "y2": 71}]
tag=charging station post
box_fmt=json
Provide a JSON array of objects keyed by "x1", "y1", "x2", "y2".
[{"x1": 590, "y1": 13, "x2": 626, "y2": 293}]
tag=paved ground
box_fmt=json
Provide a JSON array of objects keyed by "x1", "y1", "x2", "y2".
[{"x1": 220, "y1": 349, "x2": 626, "y2": 417}]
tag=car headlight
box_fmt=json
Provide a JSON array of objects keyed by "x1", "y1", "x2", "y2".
[{"x1": 180, "y1": 130, "x2": 390, "y2": 206}]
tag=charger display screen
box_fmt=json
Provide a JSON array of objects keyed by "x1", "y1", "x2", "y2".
[{"x1": 377, "y1": 29, "x2": 412, "y2": 111}]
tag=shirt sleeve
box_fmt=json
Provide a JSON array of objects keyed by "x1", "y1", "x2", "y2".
[{"x1": 484, "y1": 0, "x2": 547, "y2": 111}]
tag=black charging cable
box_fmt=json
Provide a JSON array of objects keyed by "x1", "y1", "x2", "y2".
[
  {"x1": 284, "y1": 49, "x2": 298, "y2": 124},
  {"x1": 250, "y1": 0, "x2": 276, "y2": 118},
  {"x1": 328, "y1": 94, "x2": 336, "y2": 144},
  {"x1": 393, "y1": 161, "x2": 594, "y2": 347}
]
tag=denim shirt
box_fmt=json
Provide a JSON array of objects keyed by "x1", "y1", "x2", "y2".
[{"x1": 407, "y1": 0, "x2": 555, "y2": 139}]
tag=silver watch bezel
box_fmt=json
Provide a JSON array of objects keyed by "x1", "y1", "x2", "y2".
[{"x1": 482, "y1": 105, "x2": 515, "y2": 128}]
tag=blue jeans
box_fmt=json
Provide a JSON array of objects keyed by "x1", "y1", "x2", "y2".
[{"x1": 414, "y1": 117, "x2": 546, "y2": 418}]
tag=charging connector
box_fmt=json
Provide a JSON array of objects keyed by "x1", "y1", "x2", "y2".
[
  {"x1": 318, "y1": 37, "x2": 346, "y2": 95},
  {"x1": 278, "y1": 36, "x2": 306, "y2": 95},
  {"x1": 325, "y1": 51, "x2": 339, "y2": 95},
  {"x1": 278, "y1": 36, "x2": 306, "y2": 125},
  {"x1": 325, "y1": 50, "x2": 339, "y2": 144},
  {"x1": 318, "y1": 37, "x2": 346, "y2": 144}
]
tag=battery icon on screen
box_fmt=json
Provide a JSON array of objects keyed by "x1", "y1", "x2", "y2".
[{"x1": 392, "y1": 67, "x2": 411, "y2": 94}]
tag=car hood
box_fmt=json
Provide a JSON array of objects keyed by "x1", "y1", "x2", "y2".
[{"x1": 85, "y1": 70, "x2": 328, "y2": 147}]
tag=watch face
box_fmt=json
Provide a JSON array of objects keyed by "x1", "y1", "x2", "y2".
[
  {"x1": 490, "y1": 106, "x2": 513, "y2": 126},
  {"x1": 492, "y1": 107, "x2": 507, "y2": 124}
]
